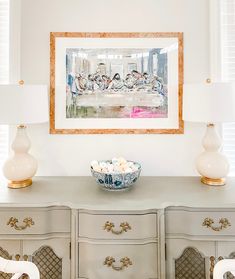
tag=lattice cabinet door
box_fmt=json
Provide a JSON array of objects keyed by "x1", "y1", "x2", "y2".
[
  {"x1": 23, "y1": 238, "x2": 70, "y2": 279},
  {"x1": 166, "y1": 238, "x2": 215, "y2": 279},
  {"x1": 0, "y1": 240, "x2": 21, "y2": 279}
]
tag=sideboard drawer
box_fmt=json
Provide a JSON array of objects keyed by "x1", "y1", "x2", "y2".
[
  {"x1": 79, "y1": 242, "x2": 158, "y2": 279},
  {"x1": 166, "y1": 207, "x2": 235, "y2": 236},
  {"x1": 79, "y1": 212, "x2": 157, "y2": 239},
  {"x1": 0, "y1": 207, "x2": 70, "y2": 235}
]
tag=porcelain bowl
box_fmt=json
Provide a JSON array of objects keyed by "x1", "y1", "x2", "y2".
[{"x1": 91, "y1": 161, "x2": 141, "y2": 191}]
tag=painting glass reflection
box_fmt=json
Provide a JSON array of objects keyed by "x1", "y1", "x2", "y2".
[{"x1": 66, "y1": 48, "x2": 168, "y2": 118}]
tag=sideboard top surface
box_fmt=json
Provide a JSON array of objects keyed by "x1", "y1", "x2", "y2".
[{"x1": 0, "y1": 176, "x2": 235, "y2": 210}]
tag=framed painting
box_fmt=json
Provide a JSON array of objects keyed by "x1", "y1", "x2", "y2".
[{"x1": 50, "y1": 32, "x2": 184, "y2": 134}]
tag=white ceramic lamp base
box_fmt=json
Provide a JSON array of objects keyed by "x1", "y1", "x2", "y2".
[
  {"x1": 196, "y1": 124, "x2": 229, "y2": 186},
  {"x1": 3, "y1": 125, "x2": 37, "y2": 189}
]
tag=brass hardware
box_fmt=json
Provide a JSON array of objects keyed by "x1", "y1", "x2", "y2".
[
  {"x1": 104, "y1": 256, "x2": 132, "y2": 271},
  {"x1": 23, "y1": 255, "x2": 28, "y2": 261},
  {"x1": 218, "y1": 256, "x2": 224, "y2": 261},
  {"x1": 104, "y1": 221, "x2": 131, "y2": 235},
  {"x1": 8, "y1": 178, "x2": 32, "y2": 189},
  {"x1": 210, "y1": 256, "x2": 215, "y2": 279},
  {"x1": 207, "y1": 124, "x2": 215, "y2": 128},
  {"x1": 7, "y1": 217, "x2": 35, "y2": 230},
  {"x1": 15, "y1": 254, "x2": 21, "y2": 261},
  {"x1": 201, "y1": 176, "x2": 226, "y2": 186},
  {"x1": 202, "y1": 217, "x2": 231, "y2": 231},
  {"x1": 206, "y1": 78, "x2": 211, "y2": 83},
  {"x1": 17, "y1": 125, "x2": 27, "y2": 129},
  {"x1": 19, "y1": 80, "x2": 24, "y2": 85}
]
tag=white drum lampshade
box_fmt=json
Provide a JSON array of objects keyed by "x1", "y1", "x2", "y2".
[
  {"x1": 183, "y1": 82, "x2": 235, "y2": 186},
  {"x1": 0, "y1": 82, "x2": 48, "y2": 188}
]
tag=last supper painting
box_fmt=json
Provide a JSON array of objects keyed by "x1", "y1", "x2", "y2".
[
  {"x1": 50, "y1": 33, "x2": 183, "y2": 134},
  {"x1": 66, "y1": 47, "x2": 168, "y2": 119}
]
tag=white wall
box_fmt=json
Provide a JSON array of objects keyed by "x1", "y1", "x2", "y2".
[{"x1": 19, "y1": 0, "x2": 210, "y2": 176}]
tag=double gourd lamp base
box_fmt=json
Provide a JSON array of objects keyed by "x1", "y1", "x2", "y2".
[
  {"x1": 183, "y1": 81, "x2": 235, "y2": 186},
  {"x1": 0, "y1": 81, "x2": 48, "y2": 189},
  {"x1": 3, "y1": 125, "x2": 36, "y2": 189}
]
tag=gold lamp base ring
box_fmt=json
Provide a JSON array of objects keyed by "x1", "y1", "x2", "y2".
[
  {"x1": 201, "y1": 176, "x2": 226, "y2": 186},
  {"x1": 8, "y1": 179, "x2": 32, "y2": 189}
]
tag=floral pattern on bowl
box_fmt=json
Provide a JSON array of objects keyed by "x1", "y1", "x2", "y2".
[{"x1": 91, "y1": 161, "x2": 141, "y2": 191}]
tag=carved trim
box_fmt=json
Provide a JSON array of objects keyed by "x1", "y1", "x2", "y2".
[{"x1": 210, "y1": 256, "x2": 215, "y2": 279}]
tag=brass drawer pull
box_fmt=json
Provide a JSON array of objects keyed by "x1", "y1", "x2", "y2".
[
  {"x1": 104, "y1": 221, "x2": 131, "y2": 235},
  {"x1": 7, "y1": 217, "x2": 35, "y2": 230},
  {"x1": 202, "y1": 217, "x2": 231, "y2": 231},
  {"x1": 104, "y1": 256, "x2": 132, "y2": 271}
]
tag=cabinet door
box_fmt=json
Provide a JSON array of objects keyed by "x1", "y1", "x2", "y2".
[
  {"x1": 23, "y1": 239, "x2": 70, "y2": 279},
  {"x1": 0, "y1": 240, "x2": 21, "y2": 279},
  {"x1": 166, "y1": 239, "x2": 215, "y2": 279}
]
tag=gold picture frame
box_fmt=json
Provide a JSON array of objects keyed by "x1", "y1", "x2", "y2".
[{"x1": 50, "y1": 32, "x2": 184, "y2": 134}]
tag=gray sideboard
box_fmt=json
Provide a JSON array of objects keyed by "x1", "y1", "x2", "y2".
[{"x1": 0, "y1": 176, "x2": 235, "y2": 279}]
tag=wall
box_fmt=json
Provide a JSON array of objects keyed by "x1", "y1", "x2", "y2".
[{"x1": 19, "y1": 0, "x2": 210, "y2": 176}]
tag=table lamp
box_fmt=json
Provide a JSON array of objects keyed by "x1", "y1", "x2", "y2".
[
  {"x1": 183, "y1": 81, "x2": 235, "y2": 186},
  {"x1": 0, "y1": 81, "x2": 48, "y2": 188}
]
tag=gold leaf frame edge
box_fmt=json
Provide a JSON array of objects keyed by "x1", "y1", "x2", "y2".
[{"x1": 50, "y1": 32, "x2": 184, "y2": 134}]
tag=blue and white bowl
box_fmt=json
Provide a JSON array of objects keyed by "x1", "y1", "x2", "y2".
[{"x1": 91, "y1": 161, "x2": 141, "y2": 191}]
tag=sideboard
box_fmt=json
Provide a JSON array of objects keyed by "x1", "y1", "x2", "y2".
[{"x1": 1, "y1": 176, "x2": 235, "y2": 279}]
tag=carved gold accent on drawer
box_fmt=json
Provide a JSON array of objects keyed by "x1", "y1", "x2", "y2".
[
  {"x1": 7, "y1": 217, "x2": 35, "y2": 230},
  {"x1": 104, "y1": 256, "x2": 132, "y2": 271},
  {"x1": 103, "y1": 221, "x2": 131, "y2": 235},
  {"x1": 202, "y1": 217, "x2": 231, "y2": 231}
]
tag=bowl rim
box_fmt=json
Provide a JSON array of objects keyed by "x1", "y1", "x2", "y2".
[{"x1": 90, "y1": 160, "x2": 141, "y2": 175}]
